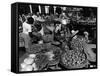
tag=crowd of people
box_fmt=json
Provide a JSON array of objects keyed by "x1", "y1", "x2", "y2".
[{"x1": 18, "y1": 4, "x2": 97, "y2": 72}]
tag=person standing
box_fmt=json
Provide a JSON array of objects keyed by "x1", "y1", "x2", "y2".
[{"x1": 20, "y1": 17, "x2": 34, "y2": 49}]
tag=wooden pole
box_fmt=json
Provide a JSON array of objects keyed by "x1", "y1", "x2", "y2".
[
  {"x1": 29, "y1": 5, "x2": 33, "y2": 14},
  {"x1": 38, "y1": 5, "x2": 41, "y2": 14},
  {"x1": 45, "y1": 6, "x2": 49, "y2": 14},
  {"x1": 54, "y1": 6, "x2": 56, "y2": 14}
]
